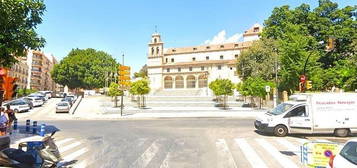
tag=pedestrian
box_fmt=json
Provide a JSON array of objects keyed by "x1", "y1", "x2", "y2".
[
  {"x1": 0, "y1": 108, "x2": 8, "y2": 136},
  {"x1": 5, "y1": 104, "x2": 16, "y2": 135}
]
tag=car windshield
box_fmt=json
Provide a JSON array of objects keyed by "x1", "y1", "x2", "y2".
[
  {"x1": 267, "y1": 103, "x2": 293, "y2": 115},
  {"x1": 58, "y1": 103, "x2": 68, "y2": 106},
  {"x1": 340, "y1": 142, "x2": 357, "y2": 165}
]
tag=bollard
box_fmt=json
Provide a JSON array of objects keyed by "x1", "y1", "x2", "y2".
[
  {"x1": 32, "y1": 121, "x2": 37, "y2": 134},
  {"x1": 26, "y1": 120, "x2": 30, "y2": 132},
  {"x1": 13, "y1": 119, "x2": 18, "y2": 130},
  {"x1": 39, "y1": 124, "x2": 46, "y2": 137}
]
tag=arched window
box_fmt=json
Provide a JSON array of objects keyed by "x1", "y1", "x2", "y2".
[
  {"x1": 198, "y1": 74, "x2": 208, "y2": 88},
  {"x1": 186, "y1": 75, "x2": 196, "y2": 88},
  {"x1": 154, "y1": 38, "x2": 157, "y2": 43},
  {"x1": 164, "y1": 76, "x2": 173, "y2": 89},
  {"x1": 151, "y1": 47, "x2": 154, "y2": 55},
  {"x1": 156, "y1": 47, "x2": 160, "y2": 55},
  {"x1": 175, "y1": 76, "x2": 184, "y2": 88}
]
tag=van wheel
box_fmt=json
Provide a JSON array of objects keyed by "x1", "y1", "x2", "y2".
[
  {"x1": 334, "y1": 128, "x2": 350, "y2": 137},
  {"x1": 274, "y1": 125, "x2": 288, "y2": 137},
  {"x1": 14, "y1": 109, "x2": 19, "y2": 113}
]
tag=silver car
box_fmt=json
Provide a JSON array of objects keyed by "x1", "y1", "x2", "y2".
[{"x1": 56, "y1": 101, "x2": 70, "y2": 113}]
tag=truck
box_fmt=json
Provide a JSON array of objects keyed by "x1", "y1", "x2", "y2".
[{"x1": 254, "y1": 93, "x2": 357, "y2": 137}]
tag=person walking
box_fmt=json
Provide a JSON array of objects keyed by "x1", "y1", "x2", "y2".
[
  {"x1": 5, "y1": 104, "x2": 16, "y2": 135},
  {"x1": 0, "y1": 108, "x2": 8, "y2": 136}
]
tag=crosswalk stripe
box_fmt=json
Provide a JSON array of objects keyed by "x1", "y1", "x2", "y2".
[
  {"x1": 74, "y1": 160, "x2": 87, "y2": 168},
  {"x1": 295, "y1": 138, "x2": 309, "y2": 144},
  {"x1": 159, "y1": 139, "x2": 184, "y2": 168},
  {"x1": 276, "y1": 139, "x2": 300, "y2": 155},
  {"x1": 256, "y1": 139, "x2": 298, "y2": 168},
  {"x1": 235, "y1": 138, "x2": 268, "y2": 168},
  {"x1": 59, "y1": 141, "x2": 81, "y2": 153},
  {"x1": 56, "y1": 138, "x2": 74, "y2": 146},
  {"x1": 130, "y1": 139, "x2": 160, "y2": 168},
  {"x1": 63, "y1": 147, "x2": 89, "y2": 161},
  {"x1": 216, "y1": 139, "x2": 237, "y2": 168}
]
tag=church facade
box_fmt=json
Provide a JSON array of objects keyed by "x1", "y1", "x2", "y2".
[{"x1": 146, "y1": 24, "x2": 262, "y2": 94}]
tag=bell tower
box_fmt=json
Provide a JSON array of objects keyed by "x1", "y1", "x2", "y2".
[{"x1": 148, "y1": 33, "x2": 164, "y2": 58}]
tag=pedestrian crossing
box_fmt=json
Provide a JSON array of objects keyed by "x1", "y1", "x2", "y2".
[{"x1": 85, "y1": 136, "x2": 310, "y2": 168}]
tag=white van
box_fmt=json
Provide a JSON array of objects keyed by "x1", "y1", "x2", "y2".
[{"x1": 254, "y1": 93, "x2": 357, "y2": 137}]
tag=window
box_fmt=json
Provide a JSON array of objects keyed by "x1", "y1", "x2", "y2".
[
  {"x1": 206, "y1": 46, "x2": 210, "y2": 49},
  {"x1": 167, "y1": 68, "x2": 170, "y2": 72},
  {"x1": 220, "y1": 55, "x2": 224, "y2": 59},
  {"x1": 178, "y1": 67, "x2": 181, "y2": 72},
  {"x1": 189, "y1": 67, "x2": 192, "y2": 71},
  {"x1": 193, "y1": 48, "x2": 197, "y2": 51},
  {"x1": 171, "y1": 58, "x2": 174, "y2": 62},
  {"x1": 206, "y1": 56, "x2": 209, "y2": 60},
  {"x1": 234, "y1": 44, "x2": 239, "y2": 47},
  {"x1": 201, "y1": 66, "x2": 204, "y2": 71},
  {"x1": 254, "y1": 27, "x2": 259, "y2": 32},
  {"x1": 218, "y1": 65, "x2": 221, "y2": 70},
  {"x1": 165, "y1": 58, "x2": 168, "y2": 63},
  {"x1": 192, "y1": 57, "x2": 196, "y2": 61},
  {"x1": 285, "y1": 106, "x2": 306, "y2": 118},
  {"x1": 220, "y1": 45, "x2": 224, "y2": 48},
  {"x1": 235, "y1": 54, "x2": 238, "y2": 59},
  {"x1": 230, "y1": 67, "x2": 233, "y2": 70},
  {"x1": 339, "y1": 142, "x2": 357, "y2": 165},
  {"x1": 154, "y1": 38, "x2": 157, "y2": 43},
  {"x1": 156, "y1": 47, "x2": 160, "y2": 54},
  {"x1": 172, "y1": 49, "x2": 176, "y2": 52}
]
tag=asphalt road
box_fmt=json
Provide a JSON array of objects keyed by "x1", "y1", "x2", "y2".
[{"x1": 24, "y1": 118, "x2": 350, "y2": 168}]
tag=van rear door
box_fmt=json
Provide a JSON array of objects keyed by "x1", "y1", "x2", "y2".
[{"x1": 286, "y1": 105, "x2": 313, "y2": 134}]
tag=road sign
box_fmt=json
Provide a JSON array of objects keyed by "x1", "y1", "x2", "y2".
[
  {"x1": 301, "y1": 142, "x2": 340, "y2": 168},
  {"x1": 265, "y1": 86, "x2": 271, "y2": 93}
]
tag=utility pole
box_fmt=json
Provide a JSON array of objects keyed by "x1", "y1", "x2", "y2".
[
  {"x1": 273, "y1": 50, "x2": 279, "y2": 108},
  {"x1": 120, "y1": 54, "x2": 124, "y2": 116}
]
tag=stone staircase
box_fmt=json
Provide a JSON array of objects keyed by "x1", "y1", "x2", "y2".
[{"x1": 151, "y1": 89, "x2": 202, "y2": 96}]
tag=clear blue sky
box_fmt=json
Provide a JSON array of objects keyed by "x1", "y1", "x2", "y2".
[{"x1": 37, "y1": 0, "x2": 355, "y2": 73}]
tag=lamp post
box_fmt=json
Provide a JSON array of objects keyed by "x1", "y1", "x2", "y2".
[{"x1": 273, "y1": 49, "x2": 279, "y2": 108}]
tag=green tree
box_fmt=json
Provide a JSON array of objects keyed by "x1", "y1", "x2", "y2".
[
  {"x1": 0, "y1": 0, "x2": 46, "y2": 67},
  {"x1": 208, "y1": 79, "x2": 234, "y2": 109},
  {"x1": 129, "y1": 79, "x2": 150, "y2": 108},
  {"x1": 133, "y1": 64, "x2": 148, "y2": 79},
  {"x1": 51, "y1": 48, "x2": 118, "y2": 89},
  {"x1": 108, "y1": 82, "x2": 123, "y2": 107}
]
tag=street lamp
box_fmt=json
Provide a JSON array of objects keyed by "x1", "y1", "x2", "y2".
[{"x1": 273, "y1": 48, "x2": 279, "y2": 108}]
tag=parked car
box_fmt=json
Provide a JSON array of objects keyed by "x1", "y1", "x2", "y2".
[
  {"x1": 28, "y1": 93, "x2": 46, "y2": 102},
  {"x1": 2, "y1": 100, "x2": 30, "y2": 113},
  {"x1": 56, "y1": 101, "x2": 71, "y2": 113},
  {"x1": 55, "y1": 92, "x2": 65, "y2": 98},
  {"x1": 23, "y1": 97, "x2": 44, "y2": 107},
  {"x1": 66, "y1": 95, "x2": 77, "y2": 103},
  {"x1": 39, "y1": 91, "x2": 52, "y2": 99},
  {"x1": 19, "y1": 98, "x2": 33, "y2": 109},
  {"x1": 328, "y1": 138, "x2": 357, "y2": 168},
  {"x1": 35, "y1": 92, "x2": 49, "y2": 101},
  {"x1": 61, "y1": 97, "x2": 73, "y2": 106}
]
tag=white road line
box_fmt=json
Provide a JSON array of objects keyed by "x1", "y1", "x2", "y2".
[
  {"x1": 56, "y1": 138, "x2": 74, "y2": 146},
  {"x1": 276, "y1": 139, "x2": 300, "y2": 155},
  {"x1": 74, "y1": 160, "x2": 87, "y2": 168},
  {"x1": 216, "y1": 139, "x2": 237, "y2": 168},
  {"x1": 63, "y1": 147, "x2": 89, "y2": 161},
  {"x1": 130, "y1": 139, "x2": 161, "y2": 168},
  {"x1": 295, "y1": 138, "x2": 309, "y2": 144},
  {"x1": 59, "y1": 141, "x2": 81, "y2": 153},
  {"x1": 235, "y1": 138, "x2": 268, "y2": 168},
  {"x1": 159, "y1": 139, "x2": 184, "y2": 168},
  {"x1": 256, "y1": 139, "x2": 298, "y2": 168}
]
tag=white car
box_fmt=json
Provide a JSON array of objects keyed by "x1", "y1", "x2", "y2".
[
  {"x1": 39, "y1": 91, "x2": 52, "y2": 99},
  {"x1": 328, "y1": 138, "x2": 357, "y2": 168},
  {"x1": 56, "y1": 101, "x2": 71, "y2": 113},
  {"x1": 24, "y1": 97, "x2": 44, "y2": 107},
  {"x1": 2, "y1": 100, "x2": 30, "y2": 113}
]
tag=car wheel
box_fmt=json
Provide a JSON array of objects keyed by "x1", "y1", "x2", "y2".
[
  {"x1": 334, "y1": 128, "x2": 350, "y2": 137},
  {"x1": 14, "y1": 109, "x2": 19, "y2": 113},
  {"x1": 274, "y1": 125, "x2": 288, "y2": 137}
]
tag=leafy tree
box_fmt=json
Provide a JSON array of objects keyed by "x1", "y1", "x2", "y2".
[
  {"x1": 51, "y1": 48, "x2": 118, "y2": 89},
  {"x1": 129, "y1": 79, "x2": 150, "y2": 108},
  {"x1": 208, "y1": 79, "x2": 234, "y2": 109},
  {"x1": 134, "y1": 64, "x2": 148, "y2": 79},
  {"x1": 17, "y1": 88, "x2": 37, "y2": 97},
  {"x1": 262, "y1": 0, "x2": 357, "y2": 92},
  {"x1": 237, "y1": 38, "x2": 277, "y2": 81},
  {"x1": 0, "y1": 0, "x2": 46, "y2": 67},
  {"x1": 108, "y1": 82, "x2": 123, "y2": 107}
]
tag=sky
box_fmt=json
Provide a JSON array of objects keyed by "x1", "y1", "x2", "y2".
[{"x1": 37, "y1": 0, "x2": 355, "y2": 73}]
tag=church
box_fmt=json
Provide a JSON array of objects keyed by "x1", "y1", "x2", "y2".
[{"x1": 146, "y1": 24, "x2": 262, "y2": 95}]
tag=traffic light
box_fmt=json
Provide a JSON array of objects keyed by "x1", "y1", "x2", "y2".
[
  {"x1": 118, "y1": 65, "x2": 131, "y2": 90},
  {"x1": 306, "y1": 80, "x2": 312, "y2": 90}
]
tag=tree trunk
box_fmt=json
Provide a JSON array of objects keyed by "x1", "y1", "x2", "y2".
[
  {"x1": 114, "y1": 96, "x2": 118, "y2": 107},
  {"x1": 223, "y1": 95, "x2": 227, "y2": 109},
  {"x1": 259, "y1": 97, "x2": 262, "y2": 109}
]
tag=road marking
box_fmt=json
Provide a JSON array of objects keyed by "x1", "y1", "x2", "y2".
[
  {"x1": 130, "y1": 139, "x2": 160, "y2": 168},
  {"x1": 159, "y1": 139, "x2": 184, "y2": 168},
  {"x1": 59, "y1": 141, "x2": 81, "y2": 153},
  {"x1": 74, "y1": 160, "x2": 87, "y2": 168},
  {"x1": 276, "y1": 139, "x2": 300, "y2": 155},
  {"x1": 256, "y1": 139, "x2": 298, "y2": 168},
  {"x1": 63, "y1": 147, "x2": 89, "y2": 161},
  {"x1": 216, "y1": 139, "x2": 237, "y2": 168},
  {"x1": 295, "y1": 138, "x2": 309, "y2": 144},
  {"x1": 56, "y1": 138, "x2": 74, "y2": 146},
  {"x1": 235, "y1": 138, "x2": 268, "y2": 168}
]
